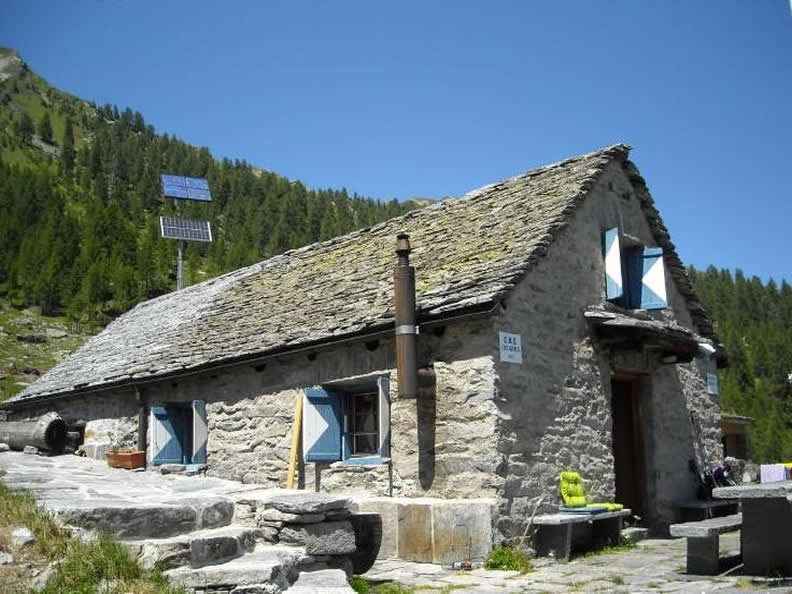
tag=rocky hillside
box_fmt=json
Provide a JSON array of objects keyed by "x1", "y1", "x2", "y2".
[{"x1": 0, "y1": 300, "x2": 93, "y2": 402}]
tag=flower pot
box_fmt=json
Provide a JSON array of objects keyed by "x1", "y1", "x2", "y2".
[{"x1": 106, "y1": 450, "x2": 145, "y2": 469}]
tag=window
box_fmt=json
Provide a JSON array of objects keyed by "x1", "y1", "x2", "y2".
[
  {"x1": 603, "y1": 227, "x2": 667, "y2": 310},
  {"x1": 302, "y1": 376, "x2": 390, "y2": 464},
  {"x1": 151, "y1": 400, "x2": 207, "y2": 465},
  {"x1": 350, "y1": 391, "x2": 378, "y2": 455}
]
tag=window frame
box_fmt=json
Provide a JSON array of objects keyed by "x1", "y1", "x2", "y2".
[
  {"x1": 302, "y1": 376, "x2": 390, "y2": 465},
  {"x1": 348, "y1": 389, "x2": 379, "y2": 457},
  {"x1": 603, "y1": 227, "x2": 667, "y2": 311}
]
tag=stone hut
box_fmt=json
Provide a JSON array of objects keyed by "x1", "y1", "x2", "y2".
[
  {"x1": 721, "y1": 413, "x2": 754, "y2": 460},
  {"x1": 4, "y1": 144, "x2": 727, "y2": 542}
]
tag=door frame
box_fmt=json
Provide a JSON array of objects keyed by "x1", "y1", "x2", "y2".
[
  {"x1": 610, "y1": 374, "x2": 649, "y2": 520},
  {"x1": 151, "y1": 402, "x2": 202, "y2": 465}
]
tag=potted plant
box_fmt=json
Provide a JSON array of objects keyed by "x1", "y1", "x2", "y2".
[{"x1": 105, "y1": 426, "x2": 145, "y2": 469}]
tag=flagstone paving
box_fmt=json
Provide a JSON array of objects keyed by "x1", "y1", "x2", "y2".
[{"x1": 365, "y1": 534, "x2": 792, "y2": 593}]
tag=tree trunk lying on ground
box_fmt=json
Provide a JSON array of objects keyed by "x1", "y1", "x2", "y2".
[{"x1": 0, "y1": 411, "x2": 67, "y2": 453}]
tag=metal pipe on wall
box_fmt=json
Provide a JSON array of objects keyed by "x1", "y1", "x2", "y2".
[
  {"x1": 136, "y1": 387, "x2": 147, "y2": 459},
  {"x1": 394, "y1": 233, "x2": 418, "y2": 400}
]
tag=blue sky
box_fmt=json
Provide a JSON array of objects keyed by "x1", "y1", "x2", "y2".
[{"x1": 2, "y1": 1, "x2": 791, "y2": 283}]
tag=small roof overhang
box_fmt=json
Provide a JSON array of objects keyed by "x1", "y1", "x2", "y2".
[
  {"x1": 585, "y1": 304, "x2": 727, "y2": 367},
  {"x1": 721, "y1": 413, "x2": 755, "y2": 426}
]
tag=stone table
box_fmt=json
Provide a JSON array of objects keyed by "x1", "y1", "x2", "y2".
[{"x1": 713, "y1": 481, "x2": 792, "y2": 576}]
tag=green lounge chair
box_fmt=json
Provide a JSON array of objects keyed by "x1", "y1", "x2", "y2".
[{"x1": 560, "y1": 471, "x2": 623, "y2": 512}]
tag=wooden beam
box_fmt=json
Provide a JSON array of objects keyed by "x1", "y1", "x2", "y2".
[{"x1": 286, "y1": 395, "x2": 303, "y2": 489}]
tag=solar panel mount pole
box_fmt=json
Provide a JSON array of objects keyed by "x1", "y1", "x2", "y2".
[
  {"x1": 177, "y1": 241, "x2": 184, "y2": 291},
  {"x1": 176, "y1": 199, "x2": 184, "y2": 291}
]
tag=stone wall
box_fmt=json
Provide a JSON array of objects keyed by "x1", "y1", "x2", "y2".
[
  {"x1": 139, "y1": 337, "x2": 395, "y2": 484},
  {"x1": 645, "y1": 356, "x2": 720, "y2": 528},
  {"x1": 126, "y1": 318, "x2": 499, "y2": 498},
  {"x1": 491, "y1": 161, "x2": 723, "y2": 540},
  {"x1": 305, "y1": 320, "x2": 500, "y2": 499}
]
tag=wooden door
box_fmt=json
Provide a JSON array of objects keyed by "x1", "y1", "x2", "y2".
[{"x1": 611, "y1": 378, "x2": 646, "y2": 518}]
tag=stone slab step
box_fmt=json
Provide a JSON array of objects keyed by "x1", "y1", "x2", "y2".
[
  {"x1": 621, "y1": 526, "x2": 649, "y2": 544},
  {"x1": 123, "y1": 525, "x2": 257, "y2": 570},
  {"x1": 165, "y1": 545, "x2": 304, "y2": 590},
  {"x1": 285, "y1": 569, "x2": 354, "y2": 593},
  {"x1": 54, "y1": 497, "x2": 235, "y2": 539}
]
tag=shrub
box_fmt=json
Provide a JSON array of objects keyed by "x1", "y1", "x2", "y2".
[
  {"x1": 349, "y1": 575, "x2": 371, "y2": 594},
  {"x1": 484, "y1": 545, "x2": 534, "y2": 573}
]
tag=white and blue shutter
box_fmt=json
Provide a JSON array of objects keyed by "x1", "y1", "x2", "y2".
[
  {"x1": 302, "y1": 387, "x2": 342, "y2": 462},
  {"x1": 637, "y1": 247, "x2": 667, "y2": 310},
  {"x1": 151, "y1": 406, "x2": 182, "y2": 465},
  {"x1": 603, "y1": 227, "x2": 623, "y2": 300},
  {"x1": 192, "y1": 400, "x2": 208, "y2": 465},
  {"x1": 377, "y1": 376, "x2": 391, "y2": 458}
]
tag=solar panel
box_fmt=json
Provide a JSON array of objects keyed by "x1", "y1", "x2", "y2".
[
  {"x1": 159, "y1": 216, "x2": 213, "y2": 242},
  {"x1": 160, "y1": 174, "x2": 212, "y2": 201}
]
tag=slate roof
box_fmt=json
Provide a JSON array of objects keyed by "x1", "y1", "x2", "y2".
[{"x1": 9, "y1": 144, "x2": 718, "y2": 405}]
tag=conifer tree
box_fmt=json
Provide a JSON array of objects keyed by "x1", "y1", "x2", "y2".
[
  {"x1": 61, "y1": 116, "x2": 75, "y2": 174},
  {"x1": 17, "y1": 112, "x2": 34, "y2": 143},
  {"x1": 37, "y1": 111, "x2": 53, "y2": 143}
]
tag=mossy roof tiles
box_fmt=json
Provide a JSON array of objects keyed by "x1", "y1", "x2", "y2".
[{"x1": 9, "y1": 144, "x2": 716, "y2": 404}]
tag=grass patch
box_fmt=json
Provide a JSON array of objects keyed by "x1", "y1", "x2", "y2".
[
  {"x1": 0, "y1": 471, "x2": 183, "y2": 593},
  {"x1": 580, "y1": 535, "x2": 636, "y2": 559},
  {"x1": 347, "y1": 578, "x2": 466, "y2": 594},
  {"x1": 484, "y1": 544, "x2": 534, "y2": 573},
  {"x1": 0, "y1": 301, "x2": 95, "y2": 402},
  {"x1": 0, "y1": 472, "x2": 71, "y2": 560},
  {"x1": 606, "y1": 574, "x2": 625, "y2": 585},
  {"x1": 348, "y1": 579, "x2": 412, "y2": 594},
  {"x1": 734, "y1": 577, "x2": 769, "y2": 590},
  {"x1": 41, "y1": 532, "x2": 182, "y2": 594}
]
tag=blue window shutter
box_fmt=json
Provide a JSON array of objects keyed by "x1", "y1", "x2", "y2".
[
  {"x1": 302, "y1": 387, "x2": 342, "y2": 462},
  {"x1": 639, "y1": 247, "x2": 667, "y2": 310},
  {"x1": 192, "y1": 400, "x2": 207, "y2": 465},
  {"x1": 377, "y1": 376, "x2": 391, "y2": 458},
  {"x1": 152, "y1": 406, "x2": 183, "y2": 465},
  {"x1": 603, "y1": 228, "x2": 623, "y2": 300}
]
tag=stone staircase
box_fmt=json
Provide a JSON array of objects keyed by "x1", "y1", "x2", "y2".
[
  {"x1": 59, "y1": 492, "x2": 361, "y2": 593},
  {"x1": 0, "y1": 454, "x2": 365, "y2": 592}
]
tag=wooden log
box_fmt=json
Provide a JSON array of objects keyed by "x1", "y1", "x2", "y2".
[{"x1": 0, "y1": 411, "x2": 67, "y2": 453}]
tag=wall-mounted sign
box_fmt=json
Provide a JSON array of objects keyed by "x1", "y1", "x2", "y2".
[
  {"x1": 499, "y1": 331, "x2": 523, "y2": 364},
  {"x1": 706, "y1": 373, "x2": 719, "y2": 396}
]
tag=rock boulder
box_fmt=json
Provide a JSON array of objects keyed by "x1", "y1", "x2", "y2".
[{"x1": 279, "y1": 520, "x2": 356, "y2": 555}]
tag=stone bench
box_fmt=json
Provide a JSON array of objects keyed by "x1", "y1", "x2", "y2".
[
  {"x1": 669, "y1": 513, "x2": 742, "y2": 575},
  {"x1": 672, "y1": 498, "x2": 739, "y2": 523},
  {"x1": 532, "y1": 509, "x2": 631, "y2": 560}
]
